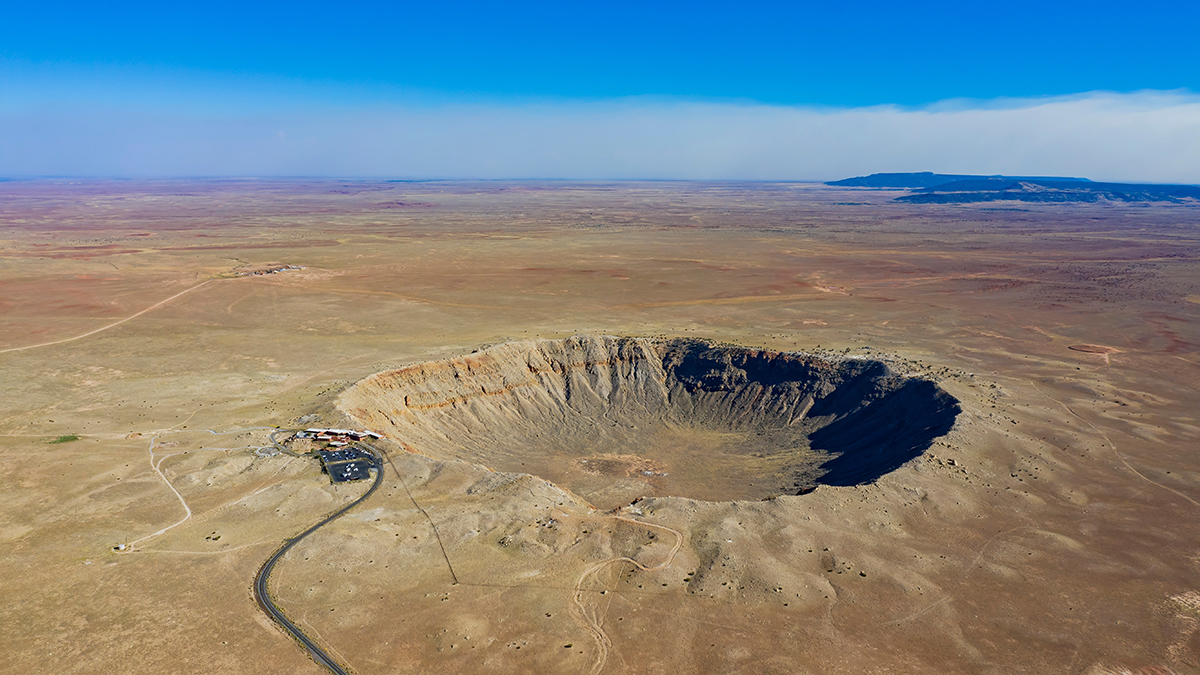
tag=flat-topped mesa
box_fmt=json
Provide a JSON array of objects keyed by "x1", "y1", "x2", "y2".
[{"x1": 337, "y1": 336, "x2": 960, "y2": 508}]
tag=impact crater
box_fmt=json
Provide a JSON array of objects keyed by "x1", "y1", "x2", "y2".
[{"x1": 339, "y1": 336, "x2": 960, "y2": 508}]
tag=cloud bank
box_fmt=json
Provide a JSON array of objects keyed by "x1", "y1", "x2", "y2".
[{"x1": 2, "y1": 91, "x2": 1198, "y2": 182}]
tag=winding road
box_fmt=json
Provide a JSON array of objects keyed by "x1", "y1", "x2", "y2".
[
  {"x1": 253, "y1": 443, "x2": 383, "y2": 675},
  {"x1": 255, "y1": 437, "x2": 681, "y2": 675}
]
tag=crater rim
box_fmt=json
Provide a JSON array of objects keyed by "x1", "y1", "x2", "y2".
[{"x1": 337, "y1": 335, "x2": 962, "y2": 508}]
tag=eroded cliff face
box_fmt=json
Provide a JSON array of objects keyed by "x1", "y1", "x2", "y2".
[{"x1": 338, "y1": 336, "x2": 959, "y2": 508}]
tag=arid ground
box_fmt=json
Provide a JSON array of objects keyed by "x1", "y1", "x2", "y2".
[{"x1": 2, "y1": 180, "x2": 1199, "y2": 674}]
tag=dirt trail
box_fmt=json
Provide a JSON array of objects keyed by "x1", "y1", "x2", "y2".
[
  {"x1": 1032, "y1": 382, "x2": 1199, "y2": 508},
  {"x1": 571, "y1": 514, "x2": 685, "y2": 675},
  {"x1": 125, "y1": 437, "x2": 194, "y2": 549},
  {"x1": 123, "y1": 426, "x2": 288, "y2": 550},
  {"x1": 0, "y1": 279, "x2": 213, "y2": 354}
]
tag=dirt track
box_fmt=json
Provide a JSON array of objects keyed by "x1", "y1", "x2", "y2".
[{"x1": 571, "y1": 514, "x2": 685, "y2": 675}]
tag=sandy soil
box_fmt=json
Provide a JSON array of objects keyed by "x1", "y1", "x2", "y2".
[{"x1": 1, "y1": 179, "x2": 1199, "y2": 674}]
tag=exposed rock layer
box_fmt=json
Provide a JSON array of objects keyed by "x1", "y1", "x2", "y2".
[{"x1": 338, "y1": 336, "x2": 960, "y2": 507}]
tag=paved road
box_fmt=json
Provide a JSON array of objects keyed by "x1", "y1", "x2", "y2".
[
  {"x1": 269, "y1": 428, "x2": 311, "y2": 457},
  {"x1": 253, "y1": 444, "x2": 383, "y2": 675}
]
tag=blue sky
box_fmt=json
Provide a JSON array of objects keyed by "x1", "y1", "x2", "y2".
[{"x1": 3, "y1": 1, "x2": 1199, "y2": 179}]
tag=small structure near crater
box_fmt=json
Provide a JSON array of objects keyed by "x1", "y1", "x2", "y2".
[
  {"x1": 1067, "y1": 344, "x2": 1119, "y2": 354},
  {"x1": 233, "y1": 262, "x2": 304, "y2": 276}
]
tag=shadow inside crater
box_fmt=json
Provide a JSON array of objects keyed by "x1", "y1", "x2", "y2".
[
  {"x1": 808, "y1": 377, "x2": 960, "y2": 487},
  {"x1": 660, "y1": 341, "x2": 961, "y2": 492}
]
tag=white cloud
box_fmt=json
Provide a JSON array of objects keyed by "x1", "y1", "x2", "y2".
[{"x1": 1, "y1": 90, "x2": 1198, "y2": 182}]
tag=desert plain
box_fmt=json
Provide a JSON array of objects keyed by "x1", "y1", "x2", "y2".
[{"x1": 2, "y1": 179, "x2": 1199, "y2": 674}]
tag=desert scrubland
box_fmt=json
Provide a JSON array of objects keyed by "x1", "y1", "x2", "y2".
[{"x1": 2, "y1": 179, "x2": 1199, "y2": 674}]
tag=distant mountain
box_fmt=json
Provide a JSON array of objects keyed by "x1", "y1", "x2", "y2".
[
  {"x1": 827, "y1": 172, "x2": 1091, "y2": 188},
  {"x1": 899, "y1": 180, "x2": 1200, "y2": 204},
  {"x1": 827, "y1": 172, "x2": 1200, "y2": 204}
]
